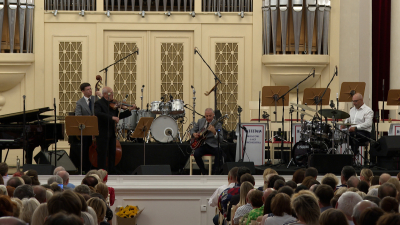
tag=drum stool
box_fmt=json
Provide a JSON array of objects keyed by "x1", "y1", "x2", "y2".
[{"x1": 189, "y1": 154, "x2": 215, "y2": 175}]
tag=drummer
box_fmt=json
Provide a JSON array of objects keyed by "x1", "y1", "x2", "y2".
[{"x1": 340, "y1": 93, "x2": 373, "y2": 155}]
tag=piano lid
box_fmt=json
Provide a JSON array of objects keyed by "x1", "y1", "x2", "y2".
[{"x1": 0, "y1": 107, "x2": 53, "y2": 124}]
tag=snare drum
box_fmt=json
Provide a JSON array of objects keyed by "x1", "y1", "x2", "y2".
[
  {"x1": 150, "y1": 101, "x2": 161, "y2": 114},
  {"x1": 170, "y1": 99, "x2": 185, "y2": 115},
  {"x1": 160, "y1": 102, "x2": 171, "y2": 115}
]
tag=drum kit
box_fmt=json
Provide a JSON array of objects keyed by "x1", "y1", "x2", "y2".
[
  {"x1": 290, "y1": 103, "x2": 356, "y2": 167},
  {"x1": 116, "y1": 92, "x2": 186, "y2": 143}
]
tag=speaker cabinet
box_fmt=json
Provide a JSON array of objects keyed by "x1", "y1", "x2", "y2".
[
  {"x1": 370, "y1": 136, "x2": 400, "y2": 157},
  {"x1": 23, "y1": 164, "x2": 55, "y2": 175},
  {"x1": 309, "y1": 154, "x2": 353, "y2": 174},
  {"x1": 34, "y1": 150, "x2": 76, "y2": 172},
  {"x1": 222, "y1": 162, "x2": 255, "y2": 175},
  {"x1": 132, "y1": 165, "x2": 172, "y2": 175}
]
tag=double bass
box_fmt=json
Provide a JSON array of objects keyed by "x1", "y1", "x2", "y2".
[{"x1": 88, "y1": 75, "x2": 122, "y2": 168}]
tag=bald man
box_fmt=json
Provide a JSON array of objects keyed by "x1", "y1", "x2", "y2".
[
  {"x1": 342, "y1": 93, "x2": 374, "y2": 155},
  {"x1": 94, "y1": 87, "x2": 136, "y2": 173},
  {"x1": 379, "y1": 173, "x2": 391, "y2": 185}
]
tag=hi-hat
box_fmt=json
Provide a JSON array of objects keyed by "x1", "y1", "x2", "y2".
[
  {"x1": 318, "y1": 109, "x2": 350, "y2": 120},
  {"x1": 290, "y1": 103, "x2": 317, "y2": 112}
]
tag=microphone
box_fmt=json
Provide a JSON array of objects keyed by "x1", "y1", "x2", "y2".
[
  {"x1": 141, "y1": 85, "x2": 144, "y2": 91},
  {"x1": 137, "y1": 47, "x2": 139, "y2": 55},
  {"x1": 335, "y1": 66, "x2": 338, "y2": 76},
  {"x1": 191, "y1": 85, "x2": 194, "y2": 89},
  {"x1": 194, "y1": 47, "x2": 197, "y2": 54},
  {"x1": 313, "y1": 68, "x2": 315, "y2": 78},
  {"x1": 330, "y1": 100, "x2": 335, "y2": 109},
  {"x1": 123, "y1": 94, "x2": 128, "y2": 101}
]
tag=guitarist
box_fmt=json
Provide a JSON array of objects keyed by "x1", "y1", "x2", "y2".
[{"x1": 191, "y1": 108, "x2": 223, "y2": 175}]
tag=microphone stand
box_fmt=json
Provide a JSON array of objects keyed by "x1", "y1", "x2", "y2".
[
  {"x1": 22, "y1": 95, "x2": 26, "y2": 165},
  {"x1": 184, "y1": 104, "x2": 204, "y2": 118},
  {"x1": 194, "y1": 48, "x2": 223, "y2": 117},
  {"x1": 53, "y1": 98, "x2": 57, "y2": 168},
  {"x1": 382, "y1": 79, "x2": 385, "y2": 123},
  {"x1": 316, "y1": 67, "x2": 338, "y2": 120},
  {"x1": 239, "y1": 126, "x2": 249, "y2": 162},
  {"x1": 276, "y1": 68, "x2": 315, "y2": 165},
  {"x1": 99, "y1": 48, "x2": 139, "y2": 86},
  {"x1": 238, "y1": 106, "x2": 243, "y2": 161},
  {"x1": 297, "y1": 84, "x2": 299, "y2": 121},
  {"x1": 263, "y1": 112, "x2": 272, "y2": 166}
]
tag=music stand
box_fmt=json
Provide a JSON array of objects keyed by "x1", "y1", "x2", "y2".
[
  {"x1": 387, "y1": 89, "x2": 400, "y2": 106},
  {"x1": 303, "y1": 88, "x2": 331, "y2": 110},
  {"x1": 131, "y1": 117, "x2": 154, "y2": 166},
  {"x1": 339, "y1": 82, "x2": 366, "y2": 102},
  {"x1": 262, "y1": 86, "x2": 290, "y2": 122},
  {"x1": 65, "y1": 116, "x2": 99, "y2": 175}
]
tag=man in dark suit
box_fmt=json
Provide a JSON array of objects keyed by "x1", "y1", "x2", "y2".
[
  {"x1": 94, "y1": 86, "x2": 136, "y2": 173},
  {"x1": 75, "y1": 83, "x2": 97, "y2": 173},
  {"x1": 191, "y1": 108, "x2": 223, "y2": 175}
]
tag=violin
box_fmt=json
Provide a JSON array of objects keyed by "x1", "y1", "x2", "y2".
[{"x1": 109, "y1": 100, "x2": 137, "y2": 111}]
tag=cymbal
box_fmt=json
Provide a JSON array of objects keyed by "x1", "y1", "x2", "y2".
[
  {"x1": 318, "y1": 109, "x2": 350, "y2": 120},
  {"x1": 290, "y1": 103, "x2": 317, "y2": 112},
  {"x1": 292, "y1": 110, "x2": 314, "y2": 118},
  {"x1": 336, "y1": 122, "x2": 356, "y2": 126},
  {"x1": 43, "y1": 116, "x2": 65, "y2": 121}
]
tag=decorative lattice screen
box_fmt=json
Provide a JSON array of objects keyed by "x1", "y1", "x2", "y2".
[
  {"x1": 59, "y1": 42, "x2": 83, "y2": 116},
  {"x1": 161, "y1": 43, "x2": 184, "y2": 135},
  {"x1": 113, "y1": 42, "x2": 137, "y2": 104},
  {"x1": 215, "y1": 43, "x2": 239, "y2": 131}
]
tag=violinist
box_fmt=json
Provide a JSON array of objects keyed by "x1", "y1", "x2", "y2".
[{"x1": 94, "y1": 86, "x2": 137, "y2": 173}]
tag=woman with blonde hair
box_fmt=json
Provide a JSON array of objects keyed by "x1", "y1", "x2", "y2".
[
  {"x1": 360, "y1": 168, "x2": 373, "y2": 185},
  {"x1": 263, "y1": 169, "x2": 277, "y2": 190},
  {"x1": 31, "y1": 203, "x2": 49, "y2": 225},
  {"x1": 87, "y1": 197, "x2": 108, "y2": 225},
  {"x1": 291, "y1": 194, "x2": 320, "y2": 225},
  {"x1": 231, "y1": 182, "x2": 254, "y2": 223},
  {"x1": 95, "y1": 183, "x2": 109, "y2": 205},
  {"x1": 97, "y1": 169, "x2": 115, "y2": 206},
  {"x1": 20, "y1": 197, "x2": 40, "y2": 224}
]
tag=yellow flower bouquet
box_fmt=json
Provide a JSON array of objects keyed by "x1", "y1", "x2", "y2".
[{"x1": 116, "y1": 205, "x2": 140, "y2": 218}]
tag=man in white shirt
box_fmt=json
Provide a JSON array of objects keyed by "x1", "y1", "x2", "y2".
[{"x1": 342, "y1": 93, "x2": 374, "y2": 155}]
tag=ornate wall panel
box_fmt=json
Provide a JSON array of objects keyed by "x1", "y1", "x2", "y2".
[
  {"x1": 215, "y1": 43, "x2": 238, "y2": 131},
  {"x1": 113, "y1": 42, "x2": 138, "y2": 104},
  {"x1": 59, "y1": 41, "x2": 83, "y2": 116},
  {"x1": 161, "y1": 42, "x2": 184, "y2": 134}
]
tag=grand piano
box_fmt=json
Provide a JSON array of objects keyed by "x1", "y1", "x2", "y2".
[{"x1": 0, "y1": 107, "x2": 64, "y2": 164}]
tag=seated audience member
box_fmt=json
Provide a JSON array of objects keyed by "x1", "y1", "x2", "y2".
[
  {"x1": 358, "y1": 207, "x2": 384, "y2": 225},
  {"x1": 379, "y1": 173, "x2": 391, "y2": 185},
  {"x1": 47, "y1": 175, "x2": 63, "y2": 185},
  {"x1": 43, "y1": 212, "x2": 84, "y2": 225},
  {"x1": 398, "y1": 172, "x2": 400, "y2": 181},
  {"x1": 232, "y1": 188, "x2": 254, "y2": 225},
  {"x1": 6, "y1": 186, "x2": 15, "y2": 197},
  {"x1": 319, "y1": 208, "x2": 349, "y2": 225},
  {"x1": 0, "y1": 217, "x2": 27, "y2": 225},
  {"x1": 95, "y1": 183, "x2": 109, "y2": 204},
  {"x1": 0, "y1": 195, "x2": 14, "y2": 217},
  {"x1": 57, "y1": 171, "x2": 75, "y2": 189},
  {"x1": 53, "y1": 166, "x2": 66, "y2": 175},
  {"x1": 87, "y1": 197, "x2": 109, "y2": 225},
  {"x1": 335, "y1": 187, "x2": 348, "y2": 195},
  {"x1": 7, "y1": 177, "x2": 23, "y2": 188},
  {"x1": 267, "y1": 175, "x2": 285, "y2": 189},
  {"x1": 20, "y1": 197, "x2": 40, "y2": 224},
  {"x1": 376, "y1": 213, "x2": 400, "y2": 225},
  {"x1": 13, "y1": 184, "x2": 35, "y2": 200},
  {"x1": 285, "y1": 180, "x2": 297, "y2": 189},
  {"x1": 322, "y1": 173, "x2": 339, "y2": 185},
  {"x1": 227, "y1": 173, "x2": 255, "y2": 220},
  {"x1": 367, "y1": 188, "x2": 378, "y2": 197},
  {"x1": 292, "y1": 168, "x2": 306, "y2": 184},
  {"x1": 33, "y1": 185, "x2": 47, "y2": 203},
  {"x1": 291, "y1": 194, "x2": 320, "y2": 225},
  {"x1": 302, "y1": 176, "x2": 317, "y2": 189},
  {"x1": 339, "y1": 166, "x2": 356, "y2": 188},
  {"x1": 75, "y1": 184, "x2": 91, "y2": 195},
  {"x1": 295, "y1": 185, "x2": 308, "y2": 193},
  {"x1": 309, "y1": 184, "x2": 319, "y2": 192},
  {"x1": 330, "y1": 194, "x2": 341, "y2": 208},
  {"x1": 379, "y1": 196, "x2": 399, "y2": 213},
  {"x1": 335, "y1": 191, "x2": 362, "y2": 225},
  {"x1": 81, "y1": 211, "x2": 96, "y2": 225},
  {"x1": 90, "y1": 193, "x2": 113, "y2": 223},
  {"x1": 13, "y1": 172, "x2": 23, "y2": 177},
  {"x1": 357, "y1": 191, "x2": 366, "y2": 199},
  {"x1": 74, "y1": 193, "x2": 88, "y2": 212},
  {"x1": 210, "y1": 167, "x2": 238, "y2": 207},
  {"x1": 315, "y1": 184, "x2": 334, "y2": 213},
  {"x1": 363, "y1": 195, "x2": 381, "y2": 206},
  {"x1": 261, "y1": 169, "x2": 278, "y2": 191},
  {"x1": 0, "y1": 163, "x2": 9, "y2": 186},
  {"x1": 21, "y1": 175, "x2": 32, "y2": 185},
  {"x1": 87, "y1": 206, "x2": 99, "y2": 225},
  {"x1": 82, "y1": 176, "x2": 99, "y2": 188},
  {"x1": 352, "y1": 200, "x2": 378, "y2": 225},
  {"x1": 0, "y1": 185, "x2": 7, "y2": 195},
  {"x1": 305, "y1": 167, "x2": 318, "y2": 179},
  {"x1": 347, "y1": 176, "x2": 360, "y2": 188},
  {"x1": 47, "y1": 190, "x2": 82, "y2": 217},
  {"x1": 273, "y1": 179, "x2": 285, "y2": 190},
  {"x1": 360, "y1": 168, "x2": 373, "y2": 185},
  {"x1": 265, "y1": 193, "x2": 296, "y2": 225},
  {"x1": 357, "y1": 181, "x2": 370, "y2": 194},
  {"x1": 50, "y1": 183, "x2": 62, "y2": 193},
  {"x1": 31, "y1": 203, "x2": 49, "y2": 225},
  {"x1": 259, "y1": 190, "x2": 277, "y2": 225},
  {"x1": 371, "y1": 176, "x2": 380, "y2": 186},
  {"x1": 25, "y1": 170, "x2": 40, "y2": 185},
  {"x1": 218, "y1": 167, "x2": 251, "y2": 217},
  {"x1": 321, "y1": 176, "x2": 337, "y2": 191},
  {"x1": 97, "y1": 169, "x2": 115, "y2": 206},
  {"x1": 10, "y1": 197, "x2": 22, "y2": 218},
  {"x1": 241, "y1": 190, "x2": 264, "y2": 225},
  {"x1": 386, "y1": 177, "x2": 400, "y2": 193},
  {"x1": 46, "y1": 189, "x2": 54, "y2": 202},
  {"x1": 278, "y1": 186, "x2": 294, "y2": 197},
  {"x1": 378, "y1": 183, "x2": 397, "y2": 199}
]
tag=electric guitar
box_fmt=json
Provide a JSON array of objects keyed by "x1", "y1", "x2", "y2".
[{"x1": 190, "y1": 114, "x2": 229, "y2": 150}]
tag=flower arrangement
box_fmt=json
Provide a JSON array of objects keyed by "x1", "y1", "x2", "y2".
[{"x1": 116, "y1": 205, "x2": 139, "y2": 218}]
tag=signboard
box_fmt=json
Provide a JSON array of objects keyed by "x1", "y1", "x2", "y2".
[{"x1": 236, "y1": 123, "x2": 266, "y2": 166}]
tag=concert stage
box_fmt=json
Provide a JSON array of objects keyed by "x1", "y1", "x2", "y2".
[{"x1": 70, "y1": 142, "x2": 237, "y2": 175}]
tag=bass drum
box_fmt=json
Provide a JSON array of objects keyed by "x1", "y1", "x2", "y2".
[
  {"x1": 150, "y1": 115, "x2": 178, "y2": 143},
  {"x1": 292, "y1": 141, "x2": 329, "y2": 166}
]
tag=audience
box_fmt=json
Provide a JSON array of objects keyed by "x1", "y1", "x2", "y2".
[
  {"x1": 340, "y1": 166, "x2": 356, "y2": 188},
  {"x1": 321, "y1": 176, "x2": 338, "y2": 191},
  {"x1": 357, "y1": 180, "x2": 370, "y2": 194},
  {"x1": 378, "y1": 182, "x2": 397, "y2": 199},
  {"x1": 0, "y1": 163, "x2": 9, "y2": 185},
  {"x1": 352, "y1": 200, "x2": 378, "y2": 225},
  {"x1": 291, "y1": 194, "x2": 320, "y2": 225},
  {"x1": 13, "y1": 184, "x2": 35, "y2": 200},
  {"x1": 231, "y1": 182, "x2": 254, "y2": 224},
  {"x1": 21, "y1": 175, "x2": 32, "y2": 185},
  {"x1": 87, "y1": 197, "x2": 108, "y2": 225},
  {"x1": 241, "y1": 190, "x2": 263, "y2": 225},
  {"x1": 319, "y1": 208, "x2": 349, "y2": 225},
  {"x1": 376, "y1": 213, "x2": 400, "y2": 225},
  {"x1": 47, "y1": 175, "x2": 63, "y2": 186},
  {"x1": 263, "y1": 168, "x2": 278, "y2": 190},
  {"x1": 371, "y1": 176, "x2": 380, "y2": 186},
  {"x1": 379, "y1": 173, "x2": 391, "y2": 185},
  {"x1": 292, "y1": 168, "x2": 306, "y2": 184},
  {"x1": 25, "y1": 169, "x2": 40, "y2": 185},
  {"x1": 31, "y1": 203, "x2": 49, "y2": 225},
  {"x1": 265, "y1": 193, "x2": 296, "y2": 224},
  {"x1": 57, "y1": 170, "x2": 75, "y2": 189},
  {"x1": 360, "y1": 168, "x2": 374, "y2": 185},
  {"x1": 347, "y1": 176, "x2": 360, "y2": 188},
  {"x1": 379, "y1": 196, "x2": 399, "y2": 213},
  {"x1": 43, "y1": 212, "x2": 84, "y2": 225},
  {"x1": 359, "y1": 207, "x2": 384, "y2": 225},
  {"x1": 0, "y1": 217, "x2": 26, "y2": 225},
  {"x1": 7, "y1": 177, "x2": 23, "y2": 188},
  {"x1": 386, "y1": 177, "x2": 400, "y2": 193},
  {"x1": 305, "y1": 167, "x2": 318, "y2": 179},
  {"x1": 335, "y1": 191, "x2": 362, "y2": 224},
  {"x1": 20, "y1": 197, "x2": 40, "y2": 224},
  {"x1": 33, "y1": 185, "x2": 47, "y2": 203},
  {"x1": 315, "y1": 184, "x2": 334, "y2": 212}
]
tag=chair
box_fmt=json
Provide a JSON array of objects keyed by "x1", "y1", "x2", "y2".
[{"x1": 189, "y1": 154, "x2": 215, "y2": 175}]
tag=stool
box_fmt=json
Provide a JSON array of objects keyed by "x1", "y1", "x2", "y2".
[{"x1": 189, "y1": 154, "x2": 215, "y2": 175}]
